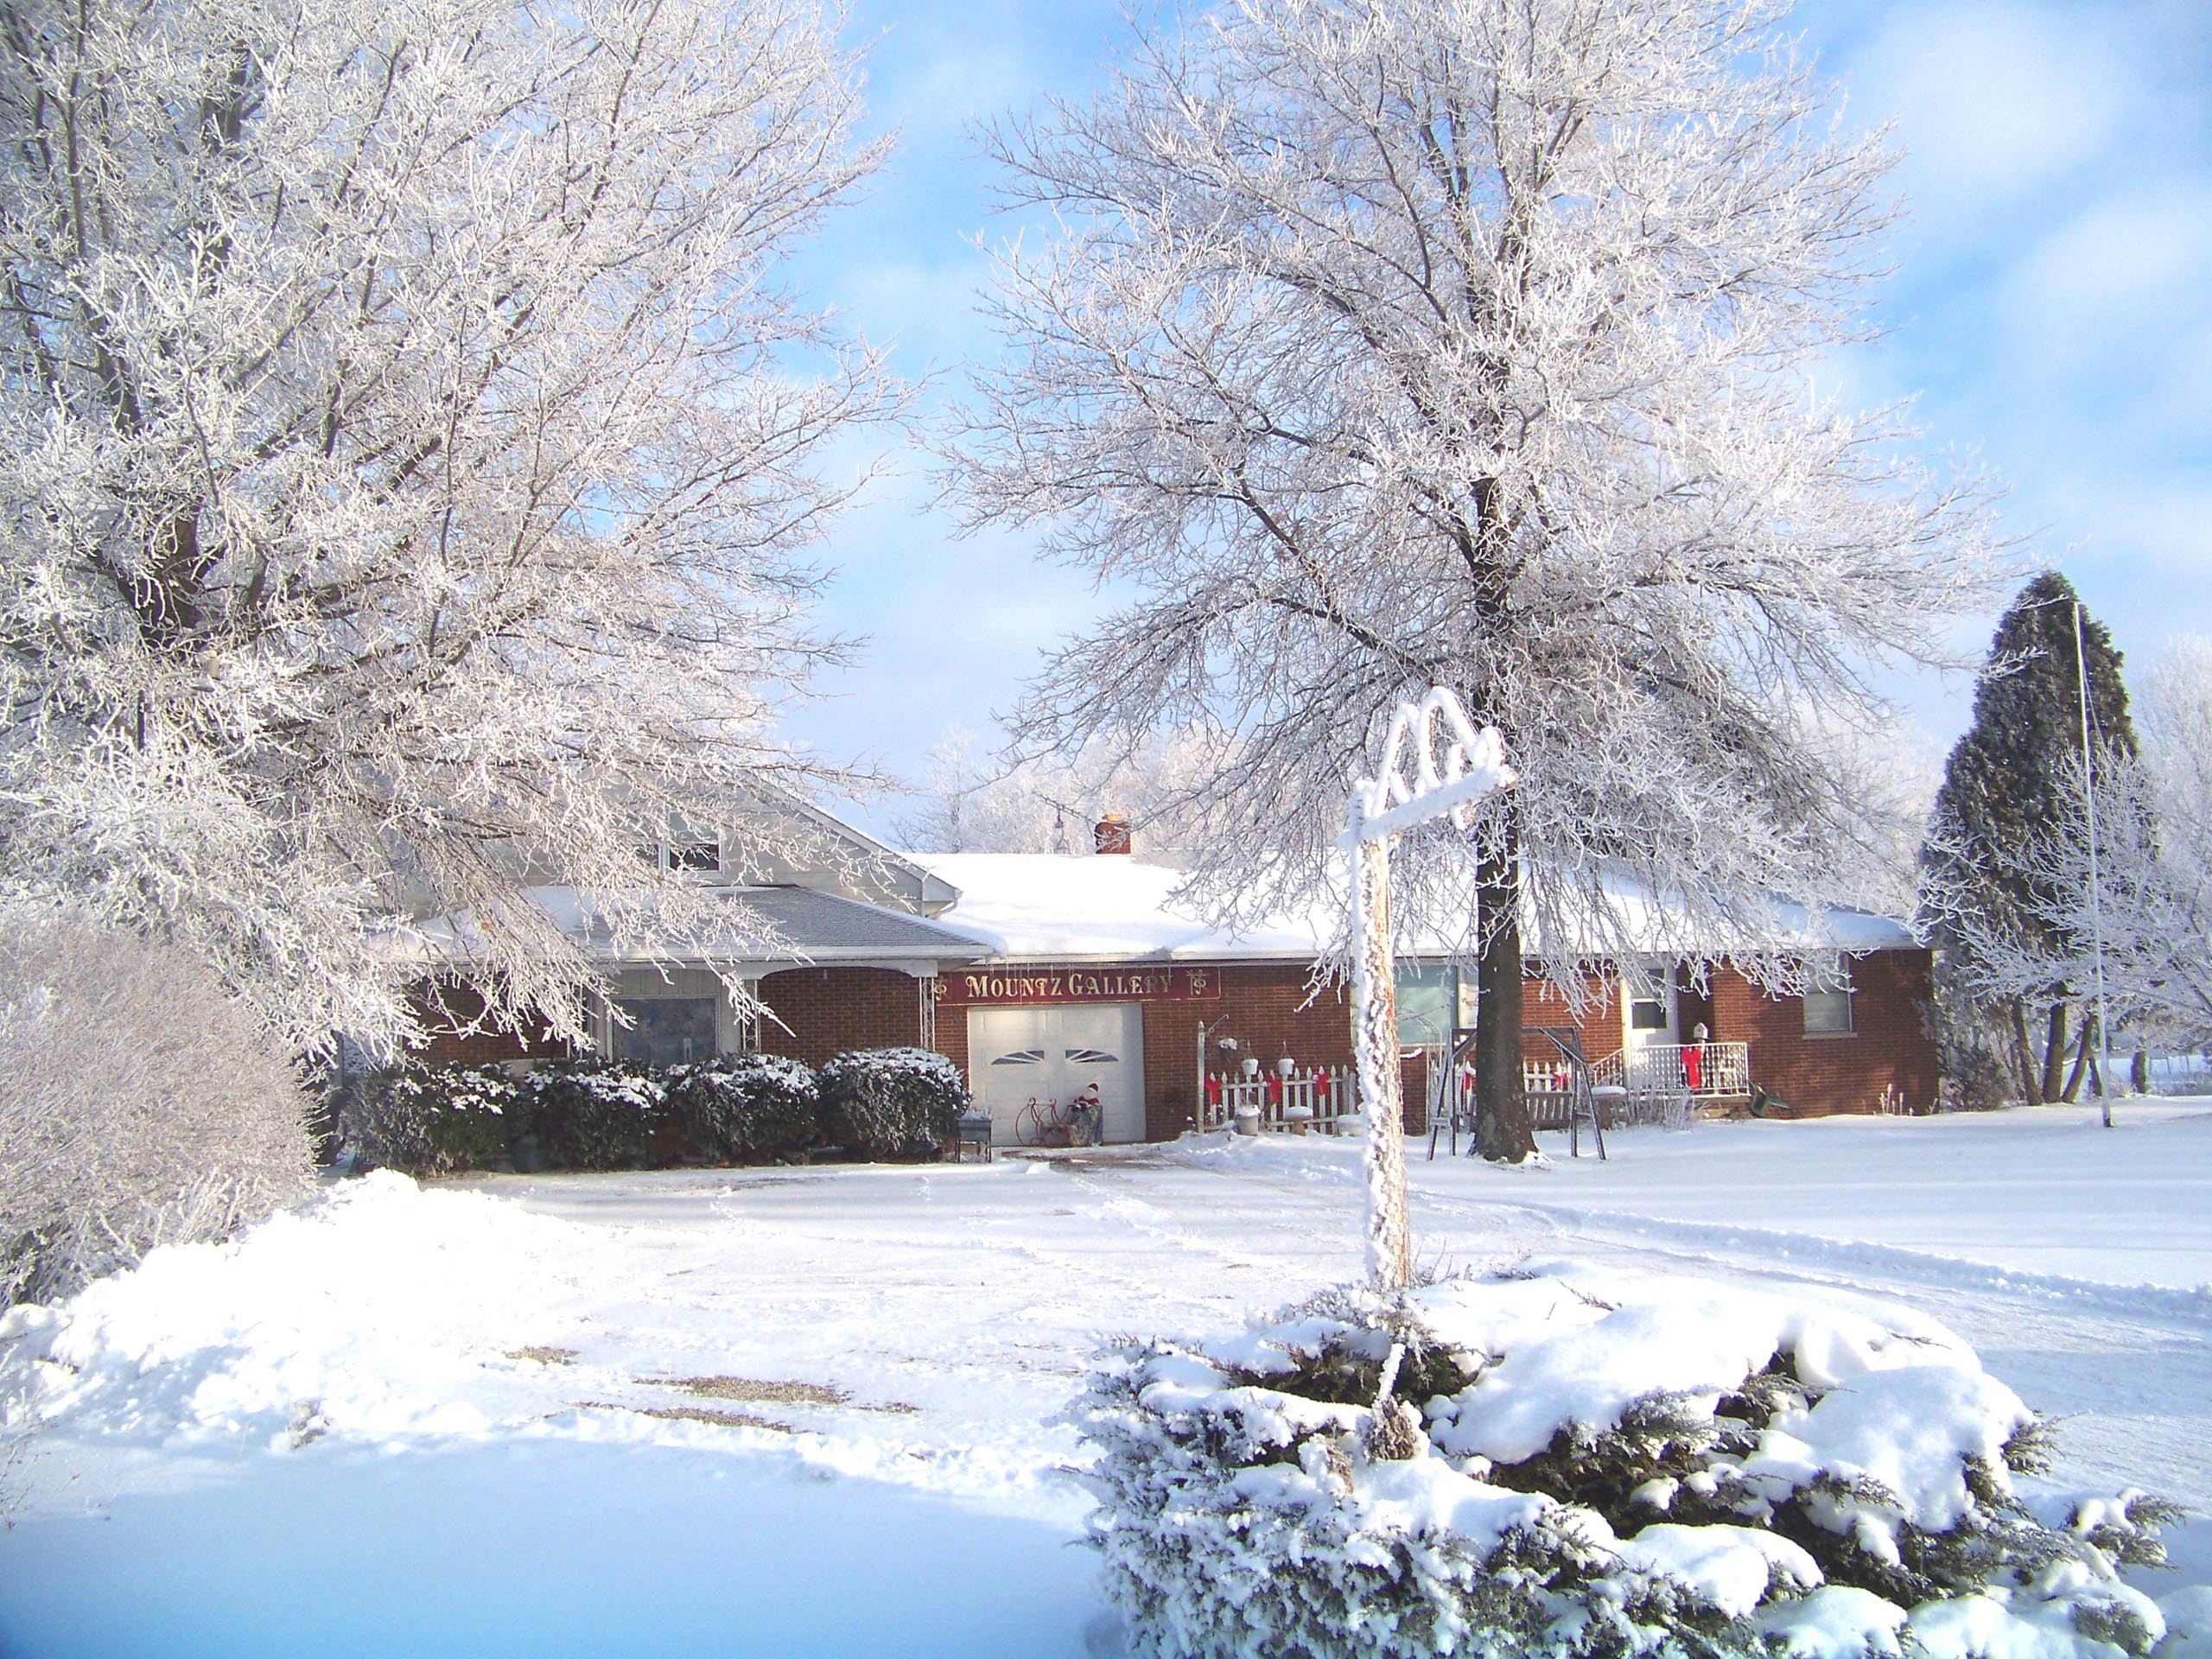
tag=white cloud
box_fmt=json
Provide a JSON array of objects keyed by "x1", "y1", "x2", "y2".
[
  {"x1": 1845, "y1": 1, "x2": 2128, "y2": 232},
  {"x1": 1999, "y1": 183, "x2": 2212, "y2": 428}
]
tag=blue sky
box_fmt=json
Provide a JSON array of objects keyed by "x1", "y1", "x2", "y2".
[{"x1": 778, "y1": 0, "x2": 2212, "y2": 833}]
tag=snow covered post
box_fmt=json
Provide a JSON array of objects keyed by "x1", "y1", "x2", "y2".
[{"x1": 1342, "y1": 690, "x2": 1514, "y2": 1290}]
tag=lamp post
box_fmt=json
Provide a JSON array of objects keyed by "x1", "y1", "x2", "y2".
[
  {"x1": 2074, "y1": 601, "x2": 2115, "y2": 1130},
  {"x1": 1341, "y1": 688, "x2": 1515, "y2": 1290}
]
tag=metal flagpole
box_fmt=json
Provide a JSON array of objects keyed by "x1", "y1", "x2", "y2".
[{"x1": 2074, "y1": 601, "x2": 2115, "y2": 1130}]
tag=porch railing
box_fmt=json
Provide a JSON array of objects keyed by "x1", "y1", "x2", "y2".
[
  {"x1": 1515, "y1": 1041, "x2": 1751, "y2": 1131},
  {"x1": 1586, "y1": 1042, "x2": 1751, "y2": 1098},
  {"x1": 1198, "y1": 1065, "x2": 1358, "y2": 1135}
]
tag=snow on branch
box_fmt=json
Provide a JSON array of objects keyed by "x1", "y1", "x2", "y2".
[
  {"x1": 1344, "y1": 688, "x2": 1516, "y2": 846},
  {"x1": 0, "y1": 0, "x2": 894, "y2": 1052},
  {"x1": 948, "y1": 0, "x2": 2012, "y2": 992}
]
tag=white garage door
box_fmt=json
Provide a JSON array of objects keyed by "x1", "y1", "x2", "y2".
[{"x1": 968, "y1": 1003, "x2": 1147, "y2": 1146}]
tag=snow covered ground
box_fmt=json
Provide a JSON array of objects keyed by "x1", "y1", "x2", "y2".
[{"x1": 3, "y1": 1102, "x2": 2208, "y2": 1656}]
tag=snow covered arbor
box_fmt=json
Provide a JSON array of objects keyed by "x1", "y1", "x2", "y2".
[{"x1": 1341, "y1": 689, "x2": 1514, "y2": 1288}]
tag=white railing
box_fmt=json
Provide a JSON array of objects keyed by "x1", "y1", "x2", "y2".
[
  {"x1": 1198, "y1": 1065, "x2": 1359, "y2": 1135},
  {"x1": 1586, "y1": 1042, "x2": 1750, "y2": 1098}
]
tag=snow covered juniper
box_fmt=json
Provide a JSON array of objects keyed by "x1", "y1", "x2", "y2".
[{"x1": 1074, "y1": 1265, "x2": 2189, "y2": 1659}]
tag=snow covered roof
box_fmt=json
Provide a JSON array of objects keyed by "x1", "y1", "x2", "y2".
[
  {"x1": 912, "y1": 854, "x2": 1916, "y2": 964},
  {"x1": 392, "y1": 883, "x2": 992, "y2": 969},
  {"x1": 911, "y1": 854, "x2": 1332, "y2": 962}
]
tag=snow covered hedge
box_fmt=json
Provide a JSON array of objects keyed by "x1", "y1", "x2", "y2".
[
  {"x1": 333, "y1": 1047, "x2": 960, "y2": 1173},
  {"x1": 0, "y1": 911, "x2": 315, "y2": 1306},
  {"x1": 664, "y1": 1056, "x2": 819, "y2": 1162},
  {"x1": 523, "y1": 1063, "x2": 671, "y2": 1171},
  {"x1": 818, "y1": 1047, "x2": 969, "y2": 1158},
  {"x1": 335, "y1": 1065, "x2": 522, "y2": 1176},
  {"x1": 1075, "y1": 1264, "x2": 2191, "y2": 1659}
]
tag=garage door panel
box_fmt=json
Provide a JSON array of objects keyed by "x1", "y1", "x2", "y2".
[{"x1": 967, "y1": 1003, "x2": 1146, "y2": 1146}]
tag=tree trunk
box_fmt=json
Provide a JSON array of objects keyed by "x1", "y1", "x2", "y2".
[
  {"x1": 2131, "y1": 1050, "x2": 2150, "y2": 1096},
  {"x1": 2039, "y1": 1003, "x2": 2069, "y2": 1103},
  {"x1": 2005, "y1": 998, "x2": 2038, "y2": 1105},
  {"x1": 2059, "y1": 1012, "x2": 2096, "y2": 1103},
  {"x1": 1473, "y1": 841, "x2": 1535, "y2": 1163}
]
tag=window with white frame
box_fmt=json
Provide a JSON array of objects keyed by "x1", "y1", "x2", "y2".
[
  {"x1": 1802, "y1": 958, "x2": 1854, "y2": 1035},
  {"x1": 636, "y1": 839, "x2": 721, "y2": 873},
  {"x1": 1395, "y1": 962, "x2": 1459, "y2": 1047}
]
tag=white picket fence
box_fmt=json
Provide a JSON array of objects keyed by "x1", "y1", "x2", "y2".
[{"x1": 1198, "y1": 1065, "x2": 1359, "y2": 1135}]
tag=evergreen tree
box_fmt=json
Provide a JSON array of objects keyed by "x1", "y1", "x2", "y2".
[{"x1": 1922, "y1": 573, "x2": 2136, "y2": 1103}]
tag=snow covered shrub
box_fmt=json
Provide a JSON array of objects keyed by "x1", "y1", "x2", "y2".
[
  {"x1": 0, "y1": 911, "x2": 314, "y2": 1306},
  {"x1": 664, "y1": 1056, "x2": 819, "y2": 1162},
  {"x1": 524, "y1": 1063, "x2": 670, "y2": 1171},
  {"x1": 817, "y1": 1047, "x2": 968, "y2": 1159},
  {"x1": 1075, "y1": 1265, "x2": 2190, "y2": 1659},
  {"x1": 335, "y1": 1065, "x2": 521, "y2": 1176}
]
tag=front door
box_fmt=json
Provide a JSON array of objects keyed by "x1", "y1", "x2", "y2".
[
  {"x1": 1622, "y1": 968, "x2": 1678, "y2": 1084},
  {"x1": 968, "y1": 1003, "x2": 1146, "y2": 1146}
]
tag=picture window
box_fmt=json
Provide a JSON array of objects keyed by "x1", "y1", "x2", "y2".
[{"x1": 611, "y1": 996, "x2": 718, "y2": 1065}]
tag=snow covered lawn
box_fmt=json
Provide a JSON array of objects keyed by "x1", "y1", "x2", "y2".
[{"x1": 3, "y1": 1103, "x2": 2209, "y2": 1656}]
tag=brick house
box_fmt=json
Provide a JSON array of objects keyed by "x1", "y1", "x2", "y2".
[
  {"x1": 410, "y1": 805, "x2": 1938, "y2": 1141},
  {"x1": 914, "y1": 850, "x2": 1937, "y2": 1143}
]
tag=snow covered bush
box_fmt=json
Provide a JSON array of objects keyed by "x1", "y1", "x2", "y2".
[
  {"x1": 0, "y1": 911, "x2": 314, "y2": 1306},
  {"x1": 1075, "y1": 1264, "x2": 2189, "y2": 1659},
  {"x1": 335, "y1": 1065, "x2": 521, "y2": 1176},
  {"x1": 664, "y1": 1057, "x2": 820, "y2": 1162},
  {"x1": 525, "y1": 1065, "x2": 671, "y2": 1172},
  {"x1": 818, "y1": 1048, "x2": 969, "y2": 1159}
]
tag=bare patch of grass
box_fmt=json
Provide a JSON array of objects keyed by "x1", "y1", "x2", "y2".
[
  {"x1": 652, "y1": 1374, "x2": 918, "y2": 1414},
  {"x1": 576, "y1": 1400, "x2": 791, "y2": 1433},
  {"x1": 506, "y1": 1345, "x2": 580, "y2": 1366}
]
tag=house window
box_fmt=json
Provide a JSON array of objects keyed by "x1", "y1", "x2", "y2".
[
  {"x1": 638, "y1": 841, "x2": 721, "y2": 873},
  {"x1": 1802, "y1": 962, "x2": 1853, "y2": 1035},
  {"x1": 612, "y1": 997, "x2": 718, "y2": 1065},
  {"x1": 1629, "y1": 998, "x2": 1669, "y2": 1031},
  {"x1": 1395, "y1": 963, "x2": 1459, "y2": 1048}
]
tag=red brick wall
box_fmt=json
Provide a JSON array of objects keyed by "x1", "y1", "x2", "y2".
[
  {"x1": 410, "y1": 980, "x2": 576, "y2": 1066},
  {"x1": 758, "y1": 966, "x2": 922, "y2": 1067},
  {"x1": 1522, "y1": 970, "x2": 1621, "y2": 1063},
  {"x1": 1711, "y1": 950, "x2": 1937, "y2": 1116},
  {"x1": 414, "y1": 947, "x2": 1941, "y2": 1126}
]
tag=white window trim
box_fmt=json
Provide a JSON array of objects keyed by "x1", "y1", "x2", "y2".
[{"x1": 1801, "y1": 957, "x2": 1855, "y2": 1037}]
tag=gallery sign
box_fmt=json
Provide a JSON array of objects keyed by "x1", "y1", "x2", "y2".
[{"x1": 936, "y1": 965, "x2": 1221, "y2": 1005}]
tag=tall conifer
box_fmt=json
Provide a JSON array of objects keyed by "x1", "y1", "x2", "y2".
[{"x1": 1923, "y1": 573, "x2": 2136, "y2": 1101}]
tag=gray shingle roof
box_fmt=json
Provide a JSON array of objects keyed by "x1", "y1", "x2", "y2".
[{"x1": 723, "y1": 886, "x2": 991, "y2": 958}]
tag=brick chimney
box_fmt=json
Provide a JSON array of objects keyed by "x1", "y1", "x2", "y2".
[{"x1": 1093, "y1": 813, "x2": 1132, "y2": 855}]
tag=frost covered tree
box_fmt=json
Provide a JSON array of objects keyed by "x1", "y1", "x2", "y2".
[
  {"x1": 899, "y1": 723, "x2": 1230, "y2": 858},
  {"x1": 950, "y1": 0, "x2": 2003, "y2": 1159},
  {"x1": 1938, "y1": 639, "x2": 2212, "y2": 1063},
  {"x1": 1, "y1": 907, "x2": 314, "y2": 1304},
  {"x1": 0, "y1": 0, "x2": 891, "y2": 1052},
  {"x1": 1921, "y1": 575, "x2": 2136, "y2": 1104}
]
